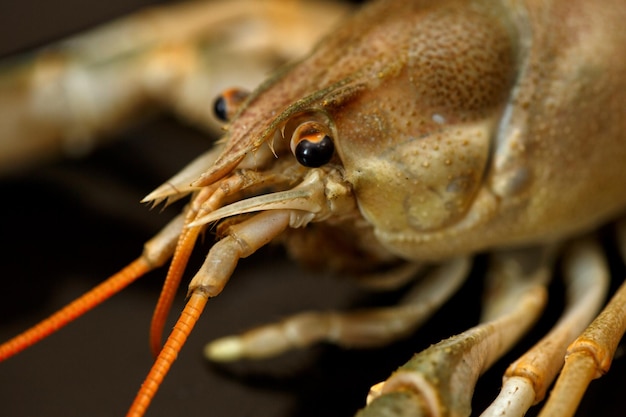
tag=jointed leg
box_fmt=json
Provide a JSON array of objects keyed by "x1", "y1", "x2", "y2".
[
  {"x1": 205, "y1": 257, "x2": 470, "y2": 361},
  {"x1": 360, "y1": 247, "x2": 551, "y2": 417},
  {"x1": 481, "y1": 238, "x2": 610, "y2": 417},
  {"x1": 538, "y1": 220, "x2": 626, "y2": 417}
]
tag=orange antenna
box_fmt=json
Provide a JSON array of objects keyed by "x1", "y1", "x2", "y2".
[
  {"x1": 148, "y1": 188, "x2": 213, "y2": 357},
  {"x1": 148, "y1": 225, "x2": 202, "y2": 357},
  {"x1": 127, "y1": 290, "x2": 209, "y2": 417},
  {"x1": 129, "y1": 210, "x2": 293, "y2": 416},
  {"x1": 0, "y1": 257, "x2": 151, "y2": 361}
]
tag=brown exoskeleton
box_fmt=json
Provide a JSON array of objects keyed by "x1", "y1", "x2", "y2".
[{"x1": 1, "y1": 0, "x2": 626, "y2": 416}]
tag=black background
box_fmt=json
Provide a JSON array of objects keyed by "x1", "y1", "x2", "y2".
[{"x1": 0, "y1": 1, "x2": 625, "y2": 416}]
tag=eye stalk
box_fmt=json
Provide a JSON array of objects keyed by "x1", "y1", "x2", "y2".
[
  {"x1": 289, "y1": 121, "x2": 335, "y2": 167},
  {"x1": 213, "y1": 88, "x2": 250, "y2": 122}
]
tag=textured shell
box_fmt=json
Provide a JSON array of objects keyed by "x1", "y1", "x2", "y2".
[{"x1": 206, "y1": 0, "x2": 626, "y2": 261}]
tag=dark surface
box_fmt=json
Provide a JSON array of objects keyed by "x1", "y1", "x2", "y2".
[{"x1": 1, "y1": 2, "x2": 625, "y2": 417}]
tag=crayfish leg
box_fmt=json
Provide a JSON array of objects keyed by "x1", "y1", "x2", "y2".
[
  {"x1": 360, "y1": 247, "x2": 550, "y2": 417},
  {"x1": 205, "y1": 258, "x2": 469, "y2": 362},
  {"x1": 537, "y1": 220, "x2": 626, "y2": 417},
  {"x1": 482, "y1": 238, "x2": 609, "y2": 417}
]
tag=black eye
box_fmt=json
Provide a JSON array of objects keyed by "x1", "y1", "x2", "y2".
[
  {"x1": 213, "y1": 88, "x2": 249, "y2": 122},
  {"x1": 290, "y1": 121, "x2": 335, "y2": 167},
  {"x1": 294, "y1": 135, "x2": 335, "y2": 167},
  {"x1": 213, "y1": 96, "x2": 228, "y2": 122}
]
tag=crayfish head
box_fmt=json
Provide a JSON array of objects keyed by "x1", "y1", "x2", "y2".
[{"x1": 188, "y1": 107, "x2": 359, "y2": 232}]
